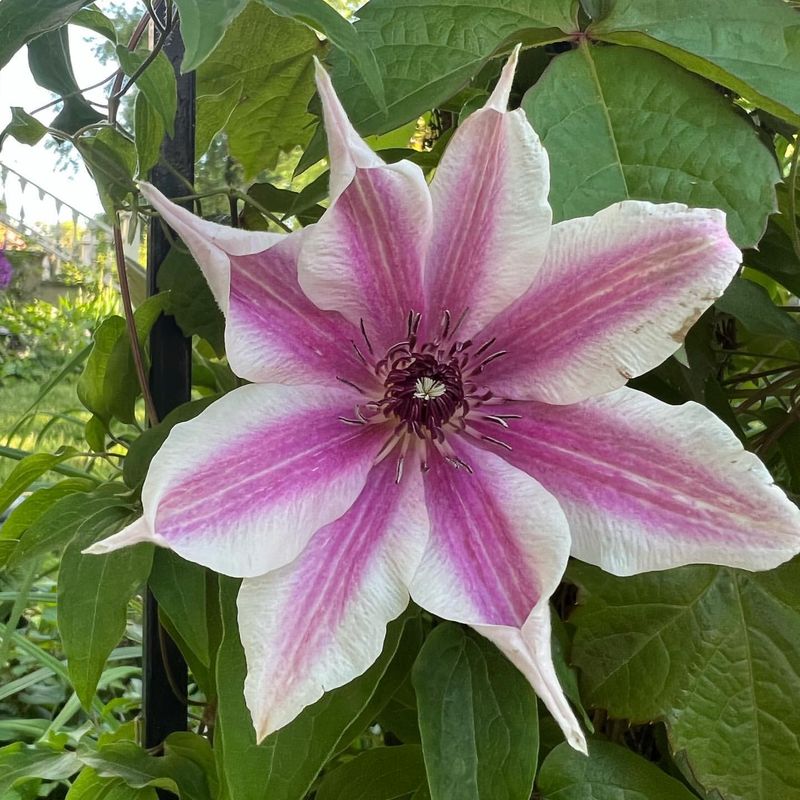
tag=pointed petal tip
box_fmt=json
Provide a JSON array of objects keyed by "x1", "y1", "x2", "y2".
[
  {"x1": 567, "y1": 726, "x2": 589, "y2": 755},
  {"x1": 81, "y1": 517, "x2": 162, "y2": 556},
  {"x1": 486, "y1": 43, "x2": 522, "y2": 112}
]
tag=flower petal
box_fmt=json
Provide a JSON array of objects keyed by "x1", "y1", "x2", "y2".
[
  {"x1": 140, "y1": 182, "x2": 360, "y2": 386},
  {"x1": 238, "y1": 456, "x2": 428, "y2": 740},
  {"x1": 297, "y1": 161, "x2": 432, "y2": 350},
  {"x1": 478, "y1": 387, "x2": 800, "y2": 575},
  {"x1": 424, "y1": 46, "x2": 552, "y2": 337},
  {"x1": 87, "y1": 384, "x2": 386, "y2": 577},
  {"x1": 409, "y1": 439, "x2": 585, "y2": 750},
  {"x1": 314, "y1": 57, "x2": 383, "y2": 200},
  {"x1": 480, "y1": 201, "x2": 741, "y2": 404}
]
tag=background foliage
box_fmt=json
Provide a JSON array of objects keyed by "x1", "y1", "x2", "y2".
[{"x1": 1, "y1": 1, "x2": 800, "y2": 798}]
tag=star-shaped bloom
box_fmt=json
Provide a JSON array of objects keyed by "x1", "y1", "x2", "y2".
[{"x1": 88, "y1": 48, "x2": 800, "y2": 753}]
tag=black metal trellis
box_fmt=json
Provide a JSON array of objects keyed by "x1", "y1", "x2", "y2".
[{"x1": 143, "y1": 5, "x2": 194, "y2": 753}]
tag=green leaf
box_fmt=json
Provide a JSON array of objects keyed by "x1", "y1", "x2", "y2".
[
  {"x1": 116, "y1": 46, "x2": 177, "y2": 135},
  {"x1": 67, "y1": 767, "x2": 158, "y2": 799},
  {"x1": 149, "y1": 549, "x2": 210, "y2": 668},
  {"x1": 59, "y1": 505, "x2": 153, "y2": 707},
  {"x1": 0, "y1": 742, "x2": 80, "y2": 794},
  {"x1": 716, "y1": 276, "x2": 800, "y2": 344},
  {"x1": 157, "y1": 247, "x2": 225, "y2": 354},
  {"x1": 569, "y1": 559, "x2": 800, "y2": 800},
  {"x1": 123, "y1": 396, "x2": 217, "y2": 490},
  {"x1": 522, "y1": 44, "x2": 778, "y2": 248},
  {"x1": 78, "y1": 294, "x2": 171, "y2": 424},
  {"x1": 214, "y1": 577, "x2": 424, "y2": 800},
  {"x1": 537, "y1": 740, "x2": 699, "y2": 799},
  {"x1": 197, "y1": 3, "x2": 319, "y2": 178},
  {"x1": 591, "y1": 0, "x2": 800, "y2": 125},
  {"x1": 0, "y1": 448, "x2": 83, "y2": 516},
  {"x1": 2, "y1": 107, "x2": 47, "y2": 146},
  {"x1": 171, "y1": 0, "x2": 249, "y2": 72},
  {"x1": 134, "y1": 91, "x2": 164, "y2": 177},
  {"x1": 195, "y1": 80, "x2": 242, "y2": 158},
  {"x1": 27, "y1": 26, "x2": 104, "y2": 134},
  {"x1": 745, "y1": 222, "x2": 800, "y2": 296},
  {"x1": 6, "y1": 489, "x2": 130, "y2": 568},
  {"x1": 259, "y1": 0, "x2": 386, "y2": 114},
  {"x1": 327, "y1": 0, "x2": 577, "y2": 138},
  {"x1": 75, "y1": 127, "x2": 137, "y2": 216},
  {"x1": 0, "y1": 478, "x2": 94, "y2": 543},
  {"x1": 412, "y1": 624, "x2": 539, "y2": 800},
  {"x1": 69, "y1": 7, "x2": 118, "y2": 42},
  {"x1": 80, "y1": 733, "x2": 216, "y2": 800},
  {"x1": 0, "y1": 0, "x2": 93, "y2": 71},
  {"x1": 77, "y1": 317, "x2": 134, "y2": 423},
  {"x1": 316, "y1": 745, "x2": 428, "y2": 800}
]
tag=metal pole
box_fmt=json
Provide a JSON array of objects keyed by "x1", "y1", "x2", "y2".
[{"x1": 143, "y1": 1, "x2": 194, "y2": 752}]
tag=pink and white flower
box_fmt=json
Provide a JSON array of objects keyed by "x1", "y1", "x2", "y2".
[{"x1": 87, "y1": 47, "x2": 800, "y2": 753}]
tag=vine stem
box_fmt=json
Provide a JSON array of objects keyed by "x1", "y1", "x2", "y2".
[
  {"x1": 789, "y1": 134, "x2": 800, "y2": 262},
  {"x1": 113, "y1": 221, "x2": 159, "y2": 426}
]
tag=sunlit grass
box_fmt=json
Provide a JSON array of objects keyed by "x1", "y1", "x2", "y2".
[{"x1": 0, "y1": 378, "x2": 88, "y2": 484}]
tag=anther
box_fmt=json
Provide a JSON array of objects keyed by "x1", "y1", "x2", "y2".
[{"x1": 359, "y1": 319, "x2": 374, "y2": 355}]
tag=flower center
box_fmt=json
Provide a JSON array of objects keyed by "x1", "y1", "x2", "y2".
[
  {"x1": 382, "y1": 351, "x2": 467, "y2": 438},
  {"x1": 338, "y1": 310, "x2": 520, "y2": 480}
]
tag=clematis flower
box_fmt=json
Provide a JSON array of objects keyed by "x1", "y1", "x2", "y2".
[{"x1": 87, "y1": 47, "x2": 800, "y2": 753}]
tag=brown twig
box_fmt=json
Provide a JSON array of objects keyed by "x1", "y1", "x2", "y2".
[{"x1": 113, "y1": 221, "x2": 159, "y2": 426}]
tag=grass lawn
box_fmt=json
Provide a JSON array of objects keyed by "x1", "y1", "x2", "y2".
[{"x1": 0, "y1": 378, "x2": 88, "y2": 484}]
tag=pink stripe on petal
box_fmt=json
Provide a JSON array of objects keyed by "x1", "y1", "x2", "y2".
[
  {"x1": 298, "y1": 162, "x2": 431, "y2": 350},
  {"x1": 482, "y1": 388, "x2": 800, "y2": 575},
  {"x1": 480, "y1": 201, "x2": 741, "y2": 404},
  {"x1": 141, "y1": 182, "x2": 359, "y2": 386},
  {"x1": 409, "y1": 438, "x2": 584, "y2": 751},
  {"x1": 238, "y1": 456, "x2": 428, "y2": 739},
  {"x1": 138, "y1": 383, "x2": 388, "y2": 577},
  {"x1": 226, "y1": 236, "x2": 367, "y2": 386},
  {"x1": 410, "y1": 440, "x2": 570, "y2": 628},
  {"x1": 425, "y1": 78, "x2": 551, "y2": 337}
]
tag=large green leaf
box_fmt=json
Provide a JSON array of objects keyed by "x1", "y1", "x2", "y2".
[
  {"x1": 116, "y1": 46, "x2": 177, "y2": 135},
  {"x1": 412, "y1": 624, "x2": 539, "y2": 800},
  {"x1": 1, "y1": 107, "x2": 47, "y2": 146},
  {"x1": 326, "y1": 0, "x2": 577, "y2": 138},
  {"x1": 5, "y1": 489, "x2": 130, "y2": 569},
  {"x1": 537, "y1": 740, "x2": 698, "y2": 800},
  {"x1": 0, "y1": 742, "x2": 80, "y2": 794},
  {"x1": 0, "y1": 448, "x2": 84, "y2": 516},
  {"x1": 716, "y1": 276, "x2": 800, "y2": 344},
  {"x1": 67, "y1": 767, "x2": 158, "y2": 800},
  {"x1": 172, "y1": 0, "x2": 249, "y2": 72},
  {"x1": 75, "y1": 127, "x2": 137, "y2": 216},
  {"x1": 522, "y1": 44, "x2": 778, "y2": 247},
  {"x1": 80, "y1": 733, "x2": 216, "y2": 800},
  {"x1": 196, "y1": 3, "x2": 319, "y2": 178},
  {"x1": 149, "y1": 549, "x2": 210, "y2": 669},
  {"x1": 590, "y1": 0, "x2": 800, "y2": 125},
  {"x1": 59, "y1": 505, "x2": 153, "y2": 707},
  {"x1": 316, "y1": 745, "x2": 428, "y2": 800},
  {"x1": 0, "y1": 0, "x2": 93, "y2": 71},
  {"x1": 78, "y1": 294, "x2": 171, "y2": 425},
  {"x1": 214, "y1": 577, "x2": 424, "y2": 800},
  {"x1": 569, "y1": 559, "x2": 800, "y2": 800},
  {"x1": 27, "y1": 26, "x2": 103, "y2": 134},
  {"x1": 260, "y1": 0, "x2": 386, "y2": 115},
  {"x1": 133, "y1": 92, "x2": 164, "y2": 177},
  {"x1": 157, "y1": 248, "x2": 225, "y2": 355}
]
